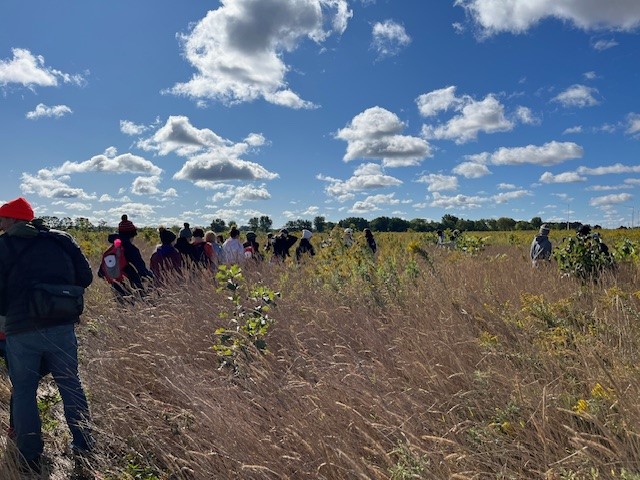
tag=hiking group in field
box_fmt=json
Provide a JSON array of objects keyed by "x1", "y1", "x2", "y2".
[{"x1": 0, "y1": 196, "x2": 619, "y2": 475}]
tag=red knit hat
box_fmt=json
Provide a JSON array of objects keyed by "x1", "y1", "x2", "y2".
[
  {"x1": 0, "y1": 197, "x2": 35, "y2": 221},
  {"x1": 118, "y1": 214, "x2": 137, "y2": 234}
]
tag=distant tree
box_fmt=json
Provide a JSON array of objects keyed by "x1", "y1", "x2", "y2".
[
  {"x1": 456, "y1": 218, "x2": 475, "y2": 232},
  {"x1": 530, "y1": 216, "x2": 543, "y2": 230},
  {"x1": 284, "y1": 219, "x2": 312, "y2": 231},
  {"x1": 258, "y1": 215, "x2": 273, "y2": 232},
  {"x1": 441, "y1": 214, "x2": 459, "y2": 230},
  {"x1": 248, "y1": 217, "x2": 260, "y2": 231},
  {"x1": 40, "y1": 216, "x2": 60, "y2": 229},
  {"x1": 210, "y1": 218, "x2": 226, "y2": 233},
  {"x1": 496, "y1": 217, "x2": 517, "y2": 231},
  {"x1": 59, "y1": 217, "x2": 73, "y2": 230},
  {"x1": 313, "y1": 216, "x2": 327, "y2": 233},
  {"x1": 408, "y1": 218, "x2": 433, "y2": 232},
  {"x1": 339, "y1": 217, "x2": 369, "y2": 231},
  {"x1": 388, "y1": 217, "x2": 410, "y2": 232},
  {"x1": 515, "y1": 221, "x2": 532, "y2": 230},
  {"x1": 370, "y1": 216, "x2": 391, "y2": 232},
  {"x1": 74, "y1": 217, "x2": 95, "y2": 231}
]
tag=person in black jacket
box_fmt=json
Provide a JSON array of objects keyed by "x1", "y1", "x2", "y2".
[
  {"x1": 272, "y1": 228, "x2": 298, "y2": 262},
  {"x1": 0, "y1": 197, "x2": 94, "y2": 473},
  {"x1": 99, "y1": 214, "x2": 153, "y2": 301}
]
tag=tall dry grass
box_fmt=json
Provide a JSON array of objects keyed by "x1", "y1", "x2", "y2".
[{"x1": 1, "y1": 232, "x2": 639, "y2": 479}]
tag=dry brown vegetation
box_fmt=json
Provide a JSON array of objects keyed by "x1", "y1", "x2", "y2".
[{"x1": 1, "y1": 230, "x2": 640, "y2": 479}]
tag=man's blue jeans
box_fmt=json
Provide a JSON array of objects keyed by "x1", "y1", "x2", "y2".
[{"x1": 6, "y1": 324, "x2": 93, "y2": 461}]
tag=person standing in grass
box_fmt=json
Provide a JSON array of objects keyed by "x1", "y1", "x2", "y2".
[
  {"x1": 179, "y1": 222, "x2": 193, "y2": 241},
  {"x1": 243, "y1": 231, "x2": 264, "y2": 261},
  {"x1": 295, "y1": 229, "x2": 315, "y2": 262},
  {"x1": 205, "y1": 230, "x2": 222, "y2": 268},
  {"x1": 363, "y1": 228, "x2": 377, "y2": 254},
  {"x1": 150, "y1": 226, "x2": 183, "y2": 283},
  {"x1": 273, "y1": 228, "x2": 298, "y2": 262},
  {"x1": 99, "y1": 215, "x2": 153, "y2": 300},
  {"x1": 0, "y1": 197, "x2": 94, "y2": 474},
  {"x1": 222, "y1": 226, "x2": 245, "y2": 264},
  {"x1": 191, "y1": 227, "x2": 215, "y2": 268},
  {"x1": 530, "y1": 224, "x2": 552, "y2": 267}
]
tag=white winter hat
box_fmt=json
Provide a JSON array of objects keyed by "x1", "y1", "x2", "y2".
[{"x1": 302, "y1": 229, "x2": 312, "y2": 239}]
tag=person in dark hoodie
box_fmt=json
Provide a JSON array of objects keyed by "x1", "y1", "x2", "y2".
[
  {"x1": 295, "y1": 229, "x2": 315, "y2": 262},
  {"x1": 0, "y1": 197, "x2": 94, "y2": 473},
  {"x1": 272, "y1": 228, "x2": 298, "y2": 262},
  {"x1": 99, "y1": 214, "x2": 153, "y2": 300},
  {"x1": 530, "y1": 224, "x2": 552, "y2": 267},
  {"x1": 150, "y1": 226, "x2": 183, "y2": 284}
]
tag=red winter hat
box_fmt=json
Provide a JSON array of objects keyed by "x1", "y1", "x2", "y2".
[
  {"x1": 0, "y1": 197, "x2": 35, "y2": 221},
  {"x1": 118, "y1": 214, "x2": 137, "y2": 234}
]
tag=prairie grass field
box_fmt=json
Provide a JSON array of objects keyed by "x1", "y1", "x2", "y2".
[{"x1": 1, "y1": 228, "x2": 640, "y2": 479}]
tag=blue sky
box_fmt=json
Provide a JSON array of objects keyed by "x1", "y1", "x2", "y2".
[{"x1": 1, "y1": 0, "x2": 639, "y2": 229}]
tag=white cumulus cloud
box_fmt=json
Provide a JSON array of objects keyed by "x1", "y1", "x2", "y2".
[
  {"x1": 336, "y1": 107, "x2": 431, "y2": 167},
  {"x1": 26, "y1": 103, "x2": 72, "y2": 120},
  {"x1": 371, "y1": 20, "x2": 411, "y2": 59},
  {"x1": 169, "y1": 0, "x2": 352, "y2": 109},
  {"x1": 456, "y1": 0, "x2": 640, "y2": 36}
]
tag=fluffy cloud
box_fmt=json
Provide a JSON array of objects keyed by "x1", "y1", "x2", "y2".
[
  {"x1": 589, "y1": 193, "x2": 633, "y2": 207},
  {"x1": 577, "y1": 163, "x2": 640, "y2": 175},
  {"x1": 26, "y1": 103, "x2": 72, "y2": 120},
  {"x1": 429, "y1": 192, "x2": 486, "y2": 209},
  {"x1": 350, "y1": 193, "x2": 400, "y2": 213},
  {"x1": 51, "y1": 151, "x2": 163, "y2": 176},
  {"x1": 131, "y1": 176, "x2": 177, "y2": 197},
  {"x1": 420, "y1": 91, "x2": 514, "y2": 143},
  {"x1": 20, "y1": 171, "x2": 95, "y2": 200},
  {"x1": 416, "y1": 86, "x2": 460, "y2": 117},
  {"x1": 563, "y1": 125, "x2": 583, "y2": 135},
  {"x1": 489, "y1": 141, "x2": 583, "y2": 166},
  {"x1": 169, "y1": 0, "x2": 351, "y2": 108},
  {"x1": 120, "y1": 120, "x2": 151, "y2": 136},
  {"x1": 457, "y1": 0, "x2": 640, "y2": 35},
  {"x1": 492, "y1": 189, "x2": 531, "y2": 203},
  {"x1": 0, "y1": 48, "x2": 85, "y2": 88},
  {"x1": 452, "y1": 162, "x2": 492, "y2": 178},
  {"x1": 626, "y1": 113, "x2": 640, "y2": 138},
  {"x1": 539, "y1": 171, "x2": 587, "y2": 183},
  {"x1": 174, "y1": 153, "x2": 279, "y2": 183},
  {"x1": 371, "y1": 20, "x2": 411, "y2": 59},
  {"x1": 592, "y1": 39, "x2": 619, "y2": 51},
  {"x1": 417, "y1": 173, "x2": 459, "y2": 192},
  {"x1": 137, "y1": 116, "x2": 278, "y2": 187},
  {"x1": 336, "y1": 107, "x2": 431, "y2": 166},
  {"x1": 317, "y1": 163, "x2": 403, "y2": 202},
  {"x1": 137, "y1": 115, "x2": 258, "y2": 157},
  {"x1": 515, "y1": 106, "x2": 540, "y2": 125},
  {"x1": 552, "y1": 84, "x2": 599, "y2": 108},
  {"x1": 211, "y1": 183, "x2": 272, "y2": 206}
]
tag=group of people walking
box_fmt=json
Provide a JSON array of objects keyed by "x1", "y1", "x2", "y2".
[{"x1": 0, "y1": 198, "x2": 380, "y2": 473}]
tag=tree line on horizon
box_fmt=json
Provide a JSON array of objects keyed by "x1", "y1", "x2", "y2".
[{"x1": 38, "y1": 213, "x2": 621, "y2": 234}]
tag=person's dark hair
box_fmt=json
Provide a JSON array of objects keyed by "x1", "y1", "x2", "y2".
[{"x1": 229, "y1": 227, "x2": 240, "y2": 238}]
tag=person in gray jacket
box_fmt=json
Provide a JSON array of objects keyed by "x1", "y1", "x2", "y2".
[
  {"x1": 530, "y1": 224, "x2": 552, "y2": 267},
  {"x1": 0, "y1": 197, "x2": 94, "y2": 473}
]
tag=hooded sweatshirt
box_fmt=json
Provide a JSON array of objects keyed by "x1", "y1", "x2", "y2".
[{"x1": 530, "y1": 234, "x2": 552, "y2": 261}]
